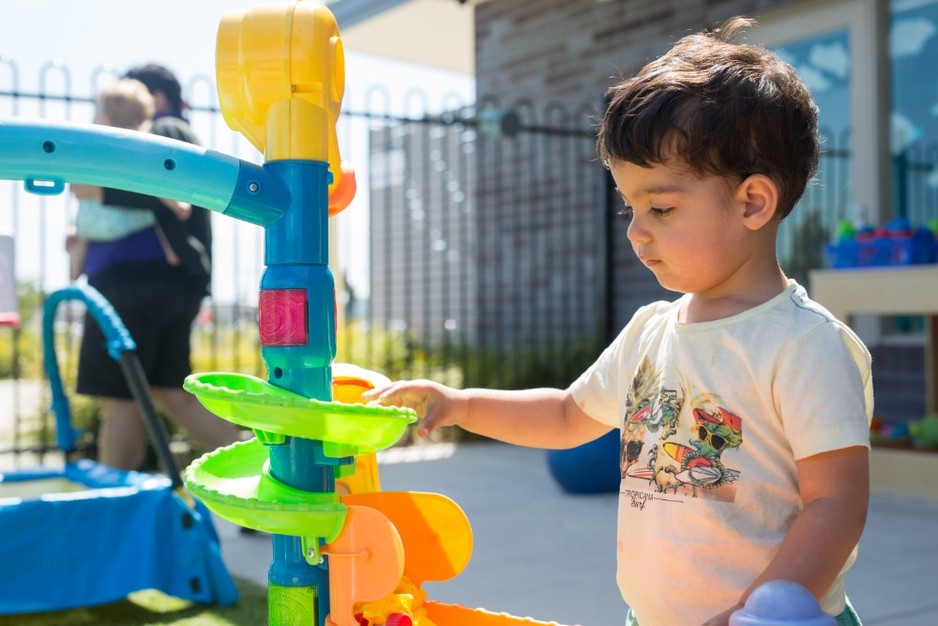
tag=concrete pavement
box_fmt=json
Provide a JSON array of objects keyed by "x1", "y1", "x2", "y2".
[{"x1": 213, "y1": 442, "x2": 938, "y2": 626}]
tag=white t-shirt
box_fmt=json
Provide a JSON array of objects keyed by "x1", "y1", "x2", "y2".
[{"x1": 570, "y1": 280, "x2": 872, "y2": 624}]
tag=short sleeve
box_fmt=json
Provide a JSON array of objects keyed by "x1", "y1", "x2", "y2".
[
  {"x1": 570, "y1": 329, "x2": 627, "y2": 428},
  {"x1": 570, "y1": 302, "x2": 668, "y2": 428},
  {"x1": 774, "y1": 322, "x2": 873, "y2": 459}
]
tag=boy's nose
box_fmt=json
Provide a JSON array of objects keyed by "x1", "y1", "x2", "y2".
[{"x1": 627, "y1": 217, "x2": 651, "y2": 244}]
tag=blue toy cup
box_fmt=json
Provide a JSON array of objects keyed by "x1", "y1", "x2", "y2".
[{"x1": 730, "y1": 580, "x2": 835, "y2": 626}]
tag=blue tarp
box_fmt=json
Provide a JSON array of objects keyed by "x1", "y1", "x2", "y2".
[{"x1": 0, "y1": 459, "x2": 238, "y2": 614}]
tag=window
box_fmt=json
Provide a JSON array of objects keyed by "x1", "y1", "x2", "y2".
[
  {"x1": 890, "y1": 0, "x2": 938, "y2": 223},
  {"x1": 771, "y1": 29, "x2": 853, "y2": 283}
]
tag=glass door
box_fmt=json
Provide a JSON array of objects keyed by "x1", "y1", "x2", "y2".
[{"x1": 890, "y1": 0, "x2": 938, "y2": 224}]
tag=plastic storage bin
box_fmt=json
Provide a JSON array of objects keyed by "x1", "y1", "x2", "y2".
[{"x1": 824, "y1": 230, "x2": 936, "y2": 268}]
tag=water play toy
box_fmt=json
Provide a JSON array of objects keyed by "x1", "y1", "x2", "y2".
[
  {"x1": 0, "y1": 283, "x2": 237, "y2": 613},
  {"x1": 0, "y1": 2, "x2": 553, "y2": 623}
]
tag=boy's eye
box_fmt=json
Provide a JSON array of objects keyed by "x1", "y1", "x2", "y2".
[
  {"x1": 651, "y1": 207, "x2": 674, "y2": 217},
  {"x1": 616, "y1": 205, "x2": 634, "y2": 220}
]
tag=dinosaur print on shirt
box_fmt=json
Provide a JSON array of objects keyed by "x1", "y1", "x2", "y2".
[{"x1": 620, "y1": 356, "x2": 742, "y2": 500}]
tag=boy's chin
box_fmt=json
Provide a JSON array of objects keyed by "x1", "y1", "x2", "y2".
[{"x1": 648, "y1": 272, "x2": 687, "y2": 294}]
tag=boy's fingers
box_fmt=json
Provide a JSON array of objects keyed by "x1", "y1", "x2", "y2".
[
  {"x1": 361, "y1": 384, "x2": 393, "y2": 403},
  {"x1": 363, "y1": 385, "x2": 426, "y2": 416},
  {"x1": 417, "y1": 414, "x2": 440, "y2": 438},
  {"x1": 421, "y1": 402, "x2": 452, "y2": 433}
]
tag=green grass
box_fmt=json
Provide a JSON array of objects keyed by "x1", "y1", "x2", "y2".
[{"x1": 0, "y1": 577, "x2": 268, "y2": 626}]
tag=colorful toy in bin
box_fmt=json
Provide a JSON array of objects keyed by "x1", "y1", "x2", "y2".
[
  {"x1": 869, "y1": 417, "x2": 912, "y2": 448},
  {"x1": 909, "y1": 414, "x2": 938, "y2": 450},
  {"x1": 825, "y1": 217, "x2": 937, "y2": 268}
]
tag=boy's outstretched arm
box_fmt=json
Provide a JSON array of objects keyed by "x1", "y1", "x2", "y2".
[
  {"x1": 702, "y1": 445, "x2": 869, "y2": 626},
  {"x1": 363, "y1": 380, "x2": 612, "y2": 449}
]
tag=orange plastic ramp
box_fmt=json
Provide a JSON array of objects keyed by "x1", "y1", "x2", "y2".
[
  {"x1": 336, "y1": 452, "x2": 381, "y2": 495},
  {"x1": 342, "y1": 491, "x2": 472, "y2": 586},
  {"x1": 424, "y1": 601, "x2": 576, "y2": 626},
  {"x1": 332, "y1": 363, "x2": 390, "y2": 494},
  {"x1": 323, "y1": 505, "x2": 404, "y2": 626}
]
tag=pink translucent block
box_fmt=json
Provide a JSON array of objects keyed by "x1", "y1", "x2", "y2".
[{"x1": 258, "y1": 289, "x2": 308, "y2": 347}]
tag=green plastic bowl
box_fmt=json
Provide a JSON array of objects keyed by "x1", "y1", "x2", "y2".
[
  {"x1": 184, "y1": 439, "x2": 347, "y2": 539},
  {"x1": 184, "y1": 372, "x2": 417, "y2": 453}
]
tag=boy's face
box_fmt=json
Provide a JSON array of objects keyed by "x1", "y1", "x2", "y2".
[{"x1": 610, "y1": 159, "x2": 760, "y2": 297}]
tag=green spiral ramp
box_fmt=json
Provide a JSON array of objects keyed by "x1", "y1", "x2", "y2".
[{"x1": 182, "y1": 371, "x2": 416, "y2": 560}]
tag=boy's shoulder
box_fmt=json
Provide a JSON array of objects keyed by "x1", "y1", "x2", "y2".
[
  {"x1": 637, "y1": 296, "x2": 684, "y2": 317},
  {"x1": 627, "y1": 297, "x2": 683, "y2": 328},
  {"x1": 779, "y1": 283, "x2": 837, "y2": 325},
  {"x1": 772, "y1": 283, "x2": 871, "y2": 361}
]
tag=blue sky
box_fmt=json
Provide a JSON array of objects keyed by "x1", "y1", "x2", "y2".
[{"x1": 2, "y1": 1, "x2": 260, "y2": 94}]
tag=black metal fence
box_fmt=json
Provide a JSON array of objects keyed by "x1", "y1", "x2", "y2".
[
  {"x1": 362, "y1": 97, "x2": 607, "y2": 391},
  {"x1": 0, "y1": 65, "x2": 605, "y2": 466},
  {"x1": 2, "y1": 62, "x2": 936, "y2": 466}
]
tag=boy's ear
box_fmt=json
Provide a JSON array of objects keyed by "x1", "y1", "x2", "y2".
[{"x1": 736, "y1": 174, "x2": 779, "y2": 230}]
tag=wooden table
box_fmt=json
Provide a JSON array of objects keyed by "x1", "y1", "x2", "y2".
[{"x1": 809, "y1": 265, "x2": 938, "y2": 412}]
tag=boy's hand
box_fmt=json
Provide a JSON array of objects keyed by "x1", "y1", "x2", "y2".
[{"x1": 363, "y1": 380, "x2": 468, "y2": 438}]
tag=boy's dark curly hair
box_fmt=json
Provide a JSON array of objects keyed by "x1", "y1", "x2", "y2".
[{"x1": 597, "y1": 17, "x2": 819, "y2": 220}]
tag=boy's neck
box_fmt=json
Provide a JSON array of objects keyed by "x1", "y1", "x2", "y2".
[{"x1": 682, "y1": 268, "x2": 789, "y2": 323}]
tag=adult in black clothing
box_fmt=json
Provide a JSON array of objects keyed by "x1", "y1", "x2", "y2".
[
  {"x1": 97, "y1": 65, "x2": 211, "y2": 296},
  {"x1": 77, "y1": 64, "x2": 240, "y2": 470}
]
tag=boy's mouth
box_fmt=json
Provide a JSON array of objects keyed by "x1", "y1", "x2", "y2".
[{"x1": 637, "y1": 254, "x2": 660, "y2": 267}]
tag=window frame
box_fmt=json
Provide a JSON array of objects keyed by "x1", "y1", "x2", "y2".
[{"x1": 749, "y1": 0, "x2": 891, "y2": 225}]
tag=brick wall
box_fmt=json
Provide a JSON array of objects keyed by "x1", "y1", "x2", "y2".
[
  {"x1": 475, "y1": 0, "x2": 794, "y2": 111},
  {"x1": 474, "y1": 0, "x2": 796, "y2": 332}
]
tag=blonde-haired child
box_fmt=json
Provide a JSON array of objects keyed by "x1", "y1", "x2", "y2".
[{"x1": 67, "y1": 78, "x2": 189, "y2": 279}]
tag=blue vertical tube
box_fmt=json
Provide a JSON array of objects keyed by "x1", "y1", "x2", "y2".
[{"x1": 259, "y1": 160, "x2": 337, "y2": 625}]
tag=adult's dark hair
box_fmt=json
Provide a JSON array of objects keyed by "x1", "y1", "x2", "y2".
[
  {"x1": 596, "y1": 17, "x2": 819, "y2": 220},
  {"x1": 123, "y1": 63, "x2": 185, "y2": 115}
]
